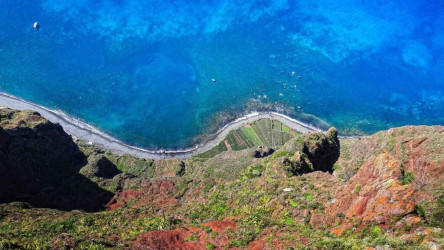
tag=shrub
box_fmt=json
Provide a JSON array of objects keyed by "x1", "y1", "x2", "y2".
[
  {"x1": 206, "y1": 242, "x2": 215, "y2": 250},
  {"x1": 415, "y1": 204, "x2": 426, "y2": 219},
  {"x1": 210, "y1": 231, "x2": 218, "y2": 238},
  {"x1": 306, "y1": 201, "x2": 322, "y2": 210},
  {"x1": 386, "y1": 134, "x2": 397, "y2": 152},
  {"x1": 198, "y1": 225, "x2": 212, "y2": 233},
  {"x1": 399, "y1": 164, "x2": 414, "y2": 185},
  {"x1": 185, "y1": 232, "x2": 199, "y2": 242},
  {"x1": 303, "y1": 193, "x2": 314, "y2": 201},
  {"x1": 430, "y1": 196, "x2": 444, "y2": 227},
  {"x1": 333, "y1": 163, "x2": 341, "y2": 171},
  {"x1": 371, "y1": 226, "x2": 381, "y2": 237},
  {"x1": 402, "y1": 171, "x2": 415, "y2": 185},
  {"x1": 273, "y1": 150, "x2": 289, "y2": 158},
  {"x1": 241, "y1": 164, "x2": 264, "y2": 179}
]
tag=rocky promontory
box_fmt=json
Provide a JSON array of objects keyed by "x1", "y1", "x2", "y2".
[{"x1": 0, "y1": 108, "x2": 443, "y2": 249}]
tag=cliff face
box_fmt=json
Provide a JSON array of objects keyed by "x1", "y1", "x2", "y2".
[
  {"x1": 0, "y1": 108, "x2": 443, "y2": 249},
  {"x1": 0, "y1": 108, "x2": 85, "y2": 200},
  {"x1": 0, "y1": 108, "x2": 114, "y2": 211},
  {"x1": 326, "y1": 126, "x2": 444, "y2": 234}
]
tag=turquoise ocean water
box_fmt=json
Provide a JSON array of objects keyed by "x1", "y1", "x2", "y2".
[{"x1": 0, "y1": 1, "x2": 443, "y2": 149}]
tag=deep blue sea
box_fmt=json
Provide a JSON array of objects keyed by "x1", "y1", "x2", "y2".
[{"x1": 0, "y1": 1, "x2": 443, "y2": 149}]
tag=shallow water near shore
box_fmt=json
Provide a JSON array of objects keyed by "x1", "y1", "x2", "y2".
[{"x1": 0, "y1": 1, "x2": 443, "y2": 149}]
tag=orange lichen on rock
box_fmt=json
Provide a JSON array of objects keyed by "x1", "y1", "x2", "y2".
[{"x1": 327, "y1": 153, "x2": 416, "y2": 225}]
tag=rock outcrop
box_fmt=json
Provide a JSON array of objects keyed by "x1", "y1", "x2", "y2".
[
  {"x1": 282, "y1": 127, "x2": 340, "y2": 175},
  {"x1": 315, "y1": 125, "x2": 444, "y2": 235},
  {"x1": 302, "y1": 127, "x2": 340, "y2": 173},
  {"x1": 328, "y1": 153, "x2": 416, "y2": 223}
]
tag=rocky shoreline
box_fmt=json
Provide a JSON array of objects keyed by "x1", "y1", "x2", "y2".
[{"x1": 0, "y1": 92, "x2": 320, "y2": 159}]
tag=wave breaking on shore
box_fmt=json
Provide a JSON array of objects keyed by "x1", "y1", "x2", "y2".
[{"x1": 0, "y1": 92, "x2": 322, "y2": 159}]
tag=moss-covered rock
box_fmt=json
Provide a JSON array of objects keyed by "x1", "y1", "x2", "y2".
[
  {"x1": 80, "y1": 154, "x2": 121, "y2": 179},
  {"x1": 302, "y1": 127, "x2": 340, "y2": 173},
  {"x1": 282, "y1": 151, "x2": 314, "y2": 176},
  {"x1": 0, "y1": 108, "x2": 46, "y2": 129}
]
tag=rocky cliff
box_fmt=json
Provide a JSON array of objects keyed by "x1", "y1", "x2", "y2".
[
  {"x1": 0, "y1": 108, "x2": 443, "y2": 249},
  {"x1": 0, "y1": 108, "x2": 114, "y2": 211}
]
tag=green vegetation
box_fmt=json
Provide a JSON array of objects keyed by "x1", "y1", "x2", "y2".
[
  {"x1": 194, "y1": 141, "x2": 227, "y2": 159},
  {"x1": 402, "y1": 171, "x2": 415, "y2": 185},
  {"x1": 431, "y1": 196, "x2": 444, "y2": 227},
  {"x1": 0, "y1": 108, "x2": 46, "y2": 129},
  {"x1": 304, "y1": 193, "x2": 315, "y2": 201},
  {"x1": 1, "y1": 112, "x2": 443, "y2": 249},
  {"x1": 386, "y1": 133, "x2": 397, "y2": 152},
  {"x1": 241, "y1": 164, "x2": 264, "y2": 180},
  {"x1": 205, "y1": 242, "x2": 215, "y2": 250},
  {"x1": 241, "y1": 126, "x2": 263, "y2": 145},
  {"x1": 416, "y1": 204, "x2": 426, "y2": 219},
  {"x1": 399, "y1": 164, "x2": 415, "y2": 185},
  {"x1": 226, "y1": 130, "x2": 252, "y2": 150},
  {"x1": 197, "y1": 119, "x2": 295, "y2": 159},
  {"x1": 185, "y1": 232, "x2": 199, "y2": 242},
  {"x1": 371, "y1": 226, "x2": 381, "y2": 237},
  {"x1": 106, "y1": 153, "x2": 155, "y2": 177}
]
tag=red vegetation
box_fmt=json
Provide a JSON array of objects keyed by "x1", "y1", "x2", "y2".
[
  {"x1": 107, "y1": 179, "x2": 177, "y2": 210},
  {"x1": 134, "y1": 219, "x2": 236, "y2": 249}
]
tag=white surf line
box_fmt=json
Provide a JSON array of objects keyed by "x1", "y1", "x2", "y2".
[{"x1": 0, "y1": 92, "x2": 321, "y2": 159}]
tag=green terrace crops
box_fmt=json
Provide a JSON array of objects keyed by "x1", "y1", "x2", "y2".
[
  {"x1": 195, "y1": 119, "x2": 296, "y2": 159},
  {"x1": 227, "y1": 119, "x2": 295, "y2": 150}
]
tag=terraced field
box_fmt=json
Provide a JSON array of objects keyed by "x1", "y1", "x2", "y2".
[{"x1": 195, "y1": 119, "x2": 296, "y2": 160}]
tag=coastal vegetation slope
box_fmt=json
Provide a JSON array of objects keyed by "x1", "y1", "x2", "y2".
[{"x1": 0, "y1": 108, "x2": 443, "y2": 249}]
